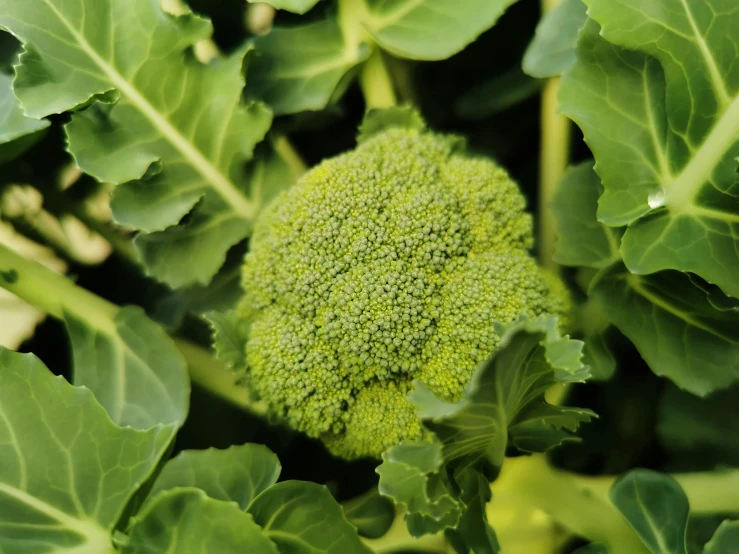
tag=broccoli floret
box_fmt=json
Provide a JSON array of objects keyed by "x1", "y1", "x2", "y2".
[{"x1": 237, "y1": 126, "x2": 569, "y2": 459}]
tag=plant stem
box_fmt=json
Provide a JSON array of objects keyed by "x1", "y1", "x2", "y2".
[
  {"x1": 493, "y1": 455, "x2": 650, "y2": 554},
  {"x1": 359, "y1": 49, "x2": 397, "y2": 109},
  {"x1": 273, "y1": 135, "x2": 308, "y2": 180},
  {"x1": 537, "y1": 0, "x2": 570, "y2": 272},
  {"x1": 363, "y1": 510, "x2": 449, "y2": 554}
]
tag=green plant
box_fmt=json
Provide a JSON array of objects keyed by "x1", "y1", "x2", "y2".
[{"x1": 0, "y1": 1, "x2": 737, "y2": 553}]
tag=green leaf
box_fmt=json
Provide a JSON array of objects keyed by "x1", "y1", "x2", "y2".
[
  {"x1": 410, "y1": 316, "x2": 594, "y2": 469},
  {"x1": 247, "y1": 0, "x2": 322, "y2": 14},
  {"x1": 658, "y1": 384, "x2": 739, "y2": 466},
  {"x1": 206, "y1": 309, "x2": 249, "y2": 374},
  {"x1": 445, "y1": 468, "x2": 499, "y2": 554},
  {"x1": 147, "y1": 444, "x2": 281, "y2": 511},
  {"x1": 124, "y1": 488, "x2": 279, "y2": 554},
  {"x1": 362, "y1": 0, "x2": 519, "y2": 61},
  {"x1": 610, "y1": 469, "x2": 689, "y2": 554},
  {"x1": 341, "y1": 488, "x2": 395, "y2": 539},
  {"x1": 0, "y1": 73, "x2": 48, "y2": 162},
  {"x1": 356, "y1": 105, "x2": 426, "y2": 143},
  {"x1": 590, "y1": 264, "x2": 739, "y2": 396},
  {"x1": 454, "y1": 67, "x2": 541, "y2": 120},
  {"x1": 552, "y1": 162, "x2": 623, "y2": 269},
  {"x1": 581, "y1": 326, "x2": 617, "y2": 381},
  {"x1": 573, "y1": 546, "x2": 608, "y2": 554},
  {"x1": 64, "y1": 305, "x2": 190, "y2": 429},
  {"x1": 703, "y1": 521, "x2": 739, "y2": 554},
  {"x1": 522, "y1": 0, "x2": 587, "y2": 78},
  {"x1": 0, "y1": 0, "x2": 273, "y2": 288},
  {"x1": 376, "y1": 442, "x2": 461, "y2": 536},
  {"x1": 0, "y1": 349, "x2": 172, "y2": 553},
  {"x1": 246, "y1": 18, "x2": 369, "y2": 115},
  {"x1": 248, "y1": 481, "x2": 375, "y2": 553},
  {"x1": 560, "y1": 2, "x2": 739, "y2": 297}
]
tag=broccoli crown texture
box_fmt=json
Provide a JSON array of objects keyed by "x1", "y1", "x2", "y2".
[{"x1": 238, "y1": 127, "x2": 568, "y2": 459}]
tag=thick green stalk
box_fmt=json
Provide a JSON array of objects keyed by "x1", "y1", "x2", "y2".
[{"x1": 537, "y1": 0, "x2": 570, "y2": 271}]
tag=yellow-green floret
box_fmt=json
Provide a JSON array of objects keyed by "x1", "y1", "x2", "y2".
[{"x1": 238, "y1": 127, "x2": 569, "y2": 459}]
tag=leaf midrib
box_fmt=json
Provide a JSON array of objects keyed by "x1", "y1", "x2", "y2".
[{"x1": 41, "y1": 0, "x2": 256, "y2": 220}]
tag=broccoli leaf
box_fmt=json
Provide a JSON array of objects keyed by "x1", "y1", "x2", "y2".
[
  {"x1": 658, "y1": 384, "x2": 739, "y2": 467},
  {"x1": 147, "y1": 444, "x2": 281, "y2": 511},
  {"x1": 341, "y1": 488, "x2": 396, "y2": 539},
  {"x1": 362, "y1": 0, "x2": 519, "y2": 61},
  {"x1": 64, "y1": 306, "x2": 190, "y2": 429},
  {"x1": 0, "y1": 349, "x2": 172, "y2": 553},
  {"x1": 573, "y1": 546, "x2": 608, "y2": 554},
  {"x1": 561, "y1": 2, "x2": 739, "y2": 298},
  {"x1": 610, "y1": 470, "x2": 690, "y2": 554},
  {"x1": 124, "y1": 488, "x2": 279, "y2": 554},
  {"x1": 246, "y1": 18, "x2": 369, "y2": 115},
  {"x1": 377, "y1": 442, "x2": 462, "y2": 536},
  {"x1": 207, "y1": 309, "x2": 250, "y2": 374},
  {"x1": 522, "y1": 0, "x2": 587, "y2": 78},
  {"x1": 410, "y1": 316, "x2": 594, "y2": 469},
  {"x1": 703, "y1": 521, "x2": 739, "y2": 554},
  {"x1": 444, "y1": 467, "x2": 500, "y2": 554},
  {"x1": 454, "y1": 67, "x2": 541, "y2": 120},
  {"x1": 0, "y1": 73, "x2": 48, "y2": 162},
  {"x1": 590, "y1": 265, "x2": 739, "y2": 396},
  {"x1": 246, "y1": 0, "x2": 322, "y2": 15},
  {"x1": 248, "y1": 481, "x2": 375, "y2": 554},
  {"x1": 552, "y1": 162, "x2": 622, "y2": 269},
  {"x1": 0, "y1": 0, "x2": 273, "y2": 288}
]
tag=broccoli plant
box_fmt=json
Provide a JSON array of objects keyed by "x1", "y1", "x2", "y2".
[{"x1": 0, "y1": 1, "x2": 737, "y2": 554}]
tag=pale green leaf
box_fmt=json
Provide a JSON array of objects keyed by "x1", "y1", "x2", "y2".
[
  {"x1": 147, "y1": 444, "x2": 281, "y2": 511},
  {"x1": 341, "y1": 488, "x2": 395, "y2": 540},
  {"x1": 0, "y1": 73, "x2": 48, "y2": 162},
  {"x1": 522, "y1": 0, "x2": 587, "y2": 78},
  {"x1": 610, "y1": 470, "x2": 689, "y2": 554},
  {"x1": 703, "y1": 521, "x2": 739, "y2": 554},
  {"x1": 64, "y1": 305, "x2": 190, "y2": 429},
  {"x1": 247, "y1": 0, "x2": 322, "y2": 15},
  {"x1": 573, "y1": 546, "x2": 608, "y2": 554},
  {"x1": 206, "y1": 309, "x2": 249, "y2": 374},
  {"x1": 410, "y1": 316, "x2": 593, "y2": 469},
  {"x1": 552, "y1": 161, "x2": 623, "y2": 268},
  {"x1": 0, "y1": 0, "x2": 273, "y2": 288},
  {"x1": 0, "y1": 349, "x2": 172, "y2": 553},
  {"x1": 363, "y1": 0, "x2": 519, "y2": 61},
  {"x1": 125, "y1": 488, "x2": 279, "y2": 554},
  {"x1": 356, "y1": 105, "x2": 426, "y2": 143},
  {"x1": 376, "y1": 442, "x2": 461, "y2": 536},
  {"x1": 561, "y1": 0, "x2": 739, "y2": 297},
  {"x1": 246, "y1": 18, "x2": 369, "y2": 115},
  {"x1": 590, "y1": 264, "x2": 739, "y2": 396},
  {"x1": 248, "y1": 481, "x2": 375, "y2": 553}
]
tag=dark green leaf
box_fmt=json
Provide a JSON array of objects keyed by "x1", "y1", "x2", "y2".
[
  {"x1": 206, "y1": 309, "x2": 249, "y2": 374},
  {"x1": 65, "y1": 305, "x2": 190, "y2": 429},
  {"x1": 445, "y1": 468, "x2": 499, "y2": 554},
  {"x1": 522, "y1": 0, "x2": 587, "y2": 78},
  {"x1": 247, "y1": 0, "x2": 322, "y2": 14},
  {"x1": 590, "y1": 265, "x2": 739, "y2": 396},
  {"x1": 552, "y1": 162, "x2": 622, "y2": 269},
  {"x1": 147, "y1": 444, "x2": 281, "y2": 511},
  {"x1": 0, "y1": 349, "x2": 172, "y2": 552},
  {"x1": 342, "y1": 488, "x2": 395, "y2": 539},
  {"x1": 454, "y1": 67, "x2": 541, "y2": 120},
  {"x1": 246, "y1": 18, "x2": 369, "y2": 115},
  {"x1": 125, "y1": 488, "x2": 279, "y2": 554},
  {"x1": 610, "y1": 470, "x2": 689, "y2": 554},
  {"x1": 703, "y1": 521, "x2": 739, "y2": 554},
  {"x1": 248, "y1": 481, "x2": 374, "y2": 553}
]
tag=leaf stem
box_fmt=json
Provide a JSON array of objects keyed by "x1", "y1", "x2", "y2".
[
  {"x1": 273, "y1": 135, "x2": 308, "y2": 180},
  {"x1": 359, "y1": 48, "x2": 397, "y2": 109},
  {"x1": 537, "y1": 0, "x2": 570, "y2": 272}
]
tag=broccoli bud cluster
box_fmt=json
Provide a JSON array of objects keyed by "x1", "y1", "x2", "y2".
[{"x1": 238, "y1": 126, "x2": 568, "y2": 459}]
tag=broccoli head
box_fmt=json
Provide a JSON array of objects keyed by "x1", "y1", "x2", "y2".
[{"x1": 237, "y1": 124, "x2": 569, "y2": 459}]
